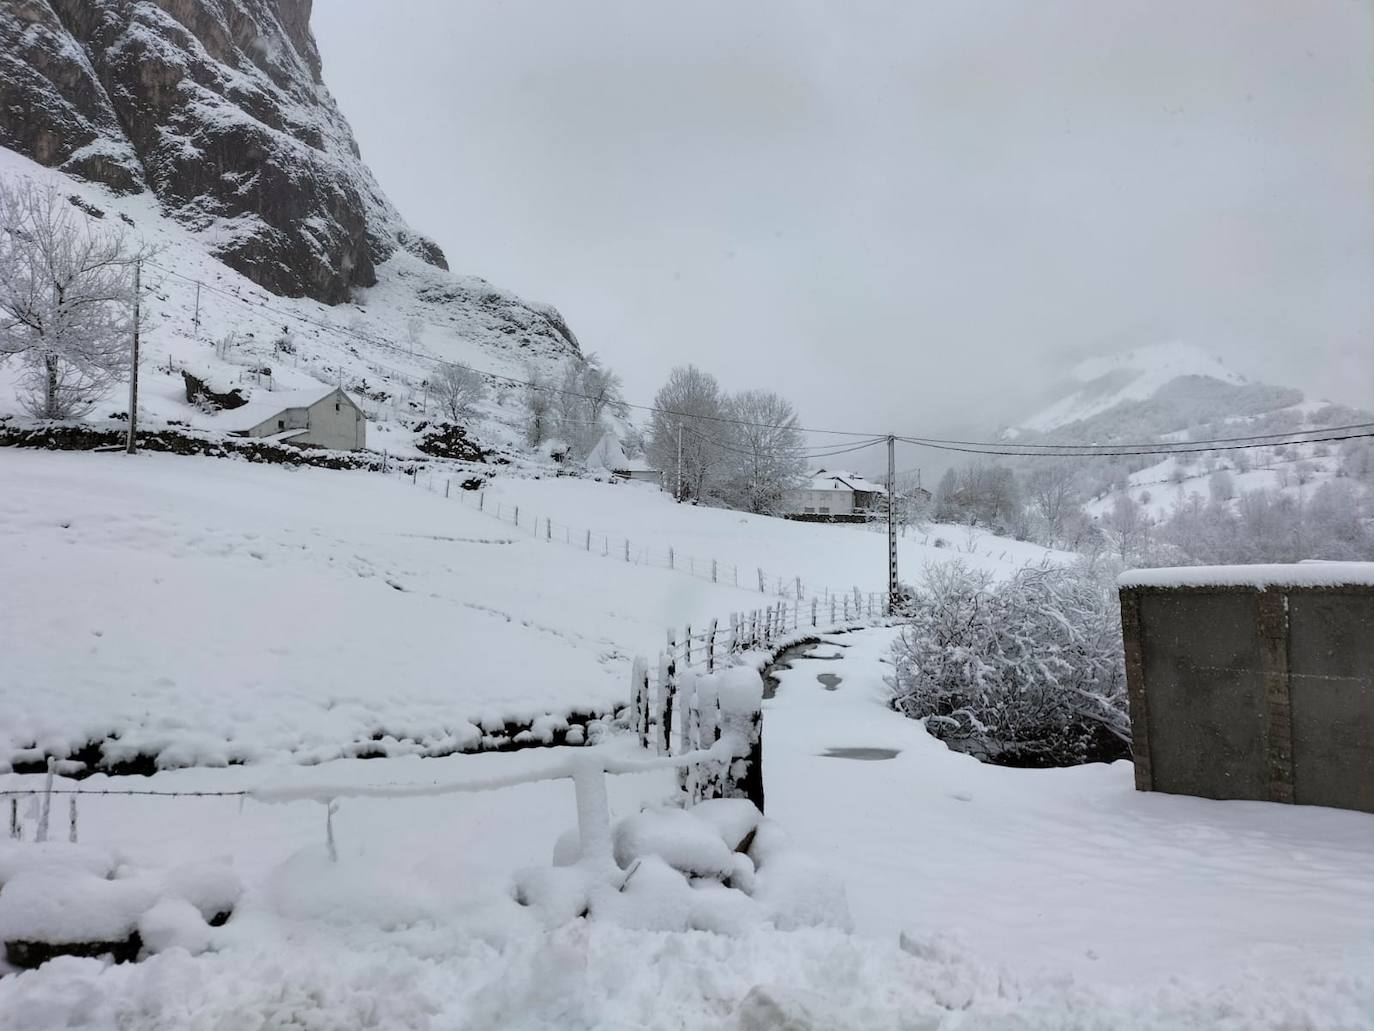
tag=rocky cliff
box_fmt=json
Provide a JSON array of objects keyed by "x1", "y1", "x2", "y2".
[{"x1": 0, "y1": 0, "x2": 448, "y2": 304}]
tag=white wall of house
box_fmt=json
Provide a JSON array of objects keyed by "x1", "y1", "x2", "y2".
[
  {"x1": 782, "y1": 487, "x2": 855, "y2": 515},
  {"x1": 244, "y1": 389, "x2": 366, "y2": 450}
]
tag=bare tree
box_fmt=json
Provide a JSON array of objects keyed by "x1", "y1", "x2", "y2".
[
  {"x1": 1025, "y1": 463, "x2": 1080, "y2": 544},
  {"x1": 0, "y1": 180, "x2": 140, "y2": 418},
  {"x1": 404, "y1": 316, "x2": 423, "y2": 356},
  {"x1": 718, "y1": 389, "x2": 806, "y2": 514},
  {"x1": 433, "y1": 363, "x2": 486, "y2": 422},
  {"x1": 647, "y1": 365, "x2": 728, "y2": 502},
  {"x1": 523, "y1": 368, "x2": 554, "y2": 447}
]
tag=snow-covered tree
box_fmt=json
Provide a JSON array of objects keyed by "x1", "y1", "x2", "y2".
[
  {"x1": 717, "y1": 389, "x2": 806, "y2": 514},
  {"x1": 404, "y1": 316, "x2": 423, "y2": 355},
  {"x1": 1024, "y1": 463, "x2": 1081, "y2": 545},
  {"x1": 0, "y1": 180, "x2": 140, "y2": 418},
  {"x1": 647, "y1": 365, "x2": 729, "y2": 502},
  {"x1": 887, "y1": 558, "x2": 1129, "y2": 766},
  {"x1": 1103, "y1": 493, "x2": 1150, "y2": 563},
  {"x1": 433, "y1": 363, "x2": 486, "y2": 422}
]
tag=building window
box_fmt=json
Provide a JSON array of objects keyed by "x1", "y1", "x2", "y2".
[
  {"x1": 277, "y1": 419, "x2": 285, "y2": 430},
  {"x1": 803, "y1": 506, "x2": 815, "y2": 514},
  {"x1": 819, "y1": 506, "x2": 830, "y2": 515},
  {"x1": 335, "y1": 402, "x2": 341, "y2": 412}
]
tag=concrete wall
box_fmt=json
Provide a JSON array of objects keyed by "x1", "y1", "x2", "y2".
[{"x1": 1121, "y1": 582, "x2": 1374, "y2": 813}]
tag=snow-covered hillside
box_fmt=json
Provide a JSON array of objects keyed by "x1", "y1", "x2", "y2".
[
  {"x1": 0, "y1": 449, "x2": 1063, "y2": 774},
  {"x1": 0, "y1": 146, "x2": 579, "y2": 455},
  {"x1": 1015, "y1": 342, "x2": 1247, "y2": 434},
  {"x1": 1001, "y1": 341, "x2": 1373, "y2": 533}
]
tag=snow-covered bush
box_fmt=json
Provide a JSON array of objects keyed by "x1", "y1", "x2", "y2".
[{"x1": 888, "y1": 559, "x2": 1129, "y2": 766}]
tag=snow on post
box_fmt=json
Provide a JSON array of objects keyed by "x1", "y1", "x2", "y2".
[{"x1": 693, "y1": 667, "x2": 765, "y2": 812}]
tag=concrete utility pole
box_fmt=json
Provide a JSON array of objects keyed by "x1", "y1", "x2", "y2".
[
  {"x1": 192, "y1": 281, "x2": 201, "y2": 339},
  {"x1": 125, "y1": 258, "x2": 141, "y2": 456},
  {"x1": 886, "y1": 434, "x2": 898, "y2": 612},
  {"x1": 676, "y1": 421, "x2": 684, "y2": 502}
]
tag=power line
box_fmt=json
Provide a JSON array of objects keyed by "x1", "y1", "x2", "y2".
[
  {"x1": 903, "y1": 421, "x2": 1374, "y2": 452},
  {"x1": 895, "y1": 431, "x2": 1374, "y2": 459}
]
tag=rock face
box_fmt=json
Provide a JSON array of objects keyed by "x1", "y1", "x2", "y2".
[{"x1": 0, "y1": 0, "x2": 449, "y2": 304}]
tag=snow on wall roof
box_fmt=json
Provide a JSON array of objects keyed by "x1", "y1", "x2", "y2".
[
  {"x1": 803, "y1": 470, "x2": 887, "y2": 494},
  {"x1": 1118, "y1": 562, "x2": 1374, "y2": 590},
  {"x1": 206, "y1": 386, "x2": 343, "y2": 432}
]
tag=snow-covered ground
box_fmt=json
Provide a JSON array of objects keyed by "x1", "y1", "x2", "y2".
[
  {"x1": 1, "y1": 628, "x2": 1369, "y2": 1028},
  {"x1": 0, "y1": 450, "x2": 1061, "y2": 772}
]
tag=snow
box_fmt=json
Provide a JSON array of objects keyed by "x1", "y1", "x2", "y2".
[
  {"x1": 613, "y1": 808, "x2": 737, "y2": 879},
  {"x1": 136, "y1": 899, "x2": 213, "y2": 956},
  {"x1": 1119, "y1": 561, "x2": 1374, "y2": 589},
  {"x1": 1020, "y1": 341, "x2": 1246, "y2": 433},
  {"x1": 201, "y1": 385, "x2": 341, "y2": 432}
]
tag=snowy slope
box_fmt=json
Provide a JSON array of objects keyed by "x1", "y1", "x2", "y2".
[
  {"x1": 0, "y1": 449, "x2": 1064, "y2": 773},
  {"x1": 1016, "y1": 342, "x2": 1247, "y2": 434},
  {"x1": 0, "y1": 146, "x2": 578, "y2": 454}
]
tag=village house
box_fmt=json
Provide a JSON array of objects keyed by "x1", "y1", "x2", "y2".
[
  {"x1": 781, "y1": 469, "x2": 888, "y2": 520},
  {"x1": 214, "y1": 385, "x2": 367, "y2": 451},
  {"x1": 587, "y1": 431, "x2": 663, "y2": 488}
]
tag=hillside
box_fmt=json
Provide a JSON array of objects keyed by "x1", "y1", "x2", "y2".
[
  {"x1": 0, "y1": 0, "x2": 583, "y2": 455},
  {"x1": 1002, "y1": 342, "x2": 1374, "y2": 528}
]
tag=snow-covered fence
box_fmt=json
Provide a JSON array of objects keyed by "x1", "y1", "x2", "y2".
[{"x1": 398, "y1": 470, "x2": 893, "y2": 619}]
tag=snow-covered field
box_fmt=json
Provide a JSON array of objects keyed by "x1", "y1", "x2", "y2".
[
  {"x1": 0, "y1": 450, "x2": 1061, "y2": 773},
  {"x1": 1, "y1": 628, "x2": 1369, "y2": 1029}
]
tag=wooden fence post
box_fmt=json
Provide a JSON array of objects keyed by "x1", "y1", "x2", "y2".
[
  {"x1": 795, "y1": 576, "x2": 802, "y2": 601},
  {"x1": 844, "y1": 596, "x2": 851, "y2": 621},
  {"x1": 830, "y1": 597, "x2": 837, "y2": 624},
  {"x1": 445, "y1": 479, "x2": 450, "y2": 498},
  {"x1": 660, "y1": 640, "x2": 677, "y2": 756},
  {"x1": 707, "y1": 618, "x2": 718, "y2": 672},
  {"x1": 624, "y1": 539, "x2": 630, "y2": 562},
  {"x1": 546, "y1": 518, "x2": 552, "y2": 541},
  {"x1": 711, "y1": 559, "x2": 717, "y2": 583},
  {"x1": 811, "y1": 597, "x2": 818, "y2": 627},
  {"x1": 757, "y1": 568, "x2": 765, "y2": 593},
  {"x1": 9, "y1": 797, "x2": 18, "y2": 840},
  {"x1": 36, "y1": 757, "x2": 54, "y2": 843},
  {"x1": 513, "y1": 505, "x2": 519, "y2": 526},
  {"x1": 684, "y1": 624, "x2": 692, "y2": 667},
  {"x1": 632, "y1": 656, "x2": 650, "y2": 749},
  {"x1": 586, "y1": 530, "x2": 592, "y2": 551},
  {"x1": 669, "y1": 547, "x2": 674, "y2": 569},
  {"x1": 479, "y1": 491, "x2": 485, "y2": 511},
  {"x1": 68, "y1": 795, "x2": 77, "y2": 844}
]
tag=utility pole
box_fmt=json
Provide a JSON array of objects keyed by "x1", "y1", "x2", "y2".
[
  {"x1": 886, "y1": 434, "x2": 897, "y2": 613},
  {"x1": 125, "y1": 258, "x2": 141, "y2": 456},
  {"x1": 192, "y1": 281, "x2": 201, "y2": 339},
  {"x1": 676, "y1": 421, "x2": 683, "y2": 502}
]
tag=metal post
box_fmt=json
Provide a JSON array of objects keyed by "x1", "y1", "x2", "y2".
[{"x1": 125, "y1": 258, "x2": 141, "y2": 455}]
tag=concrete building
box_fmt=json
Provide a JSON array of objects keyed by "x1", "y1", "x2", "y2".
[
  {"x1": 782, "y1": 470, "x2": 887, "y2": 518},
  {"x1": 216, "y1": 386, "x2": 367, "y2": 451}
]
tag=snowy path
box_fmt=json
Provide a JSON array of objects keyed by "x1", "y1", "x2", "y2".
[{"x1": 763, "y1": 627, "x2": 1374, "y2": 991}]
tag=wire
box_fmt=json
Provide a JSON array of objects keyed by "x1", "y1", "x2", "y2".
[
  {"x1": 902, "y1": 421, "x2": 1374, "y2": 451},
  {"x1": 895, "y1": 431, "x2": 1374, "y2": 458}
]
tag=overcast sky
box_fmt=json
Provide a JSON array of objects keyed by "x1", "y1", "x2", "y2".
[{"x1": 314, "y1": 0, "x2": 1373, "y2": 456}]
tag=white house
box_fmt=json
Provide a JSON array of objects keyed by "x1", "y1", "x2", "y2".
[
  {"x1": 782, "y1": 469, "x2": 887, "y2": 519},
  {"x1": 213, "y1": 386, "x2": 367, "y2": 451},
  {"x1": 587, "y1": 431, "x2": 663, "y2": 487}
]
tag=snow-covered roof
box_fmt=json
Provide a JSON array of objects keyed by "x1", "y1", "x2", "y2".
[
  {"x1": 1119, "y1": 562, "x2": 1374, "y2": 590},
  {"x1": 205, "y1": 386, "x2": 343, "y2": 432},
  {"x1": 803, "y1": 470, "x2": 887, "y2": 495},
  {"x1": 587, "y1": 432, "x2": 659, "y2": 475}
]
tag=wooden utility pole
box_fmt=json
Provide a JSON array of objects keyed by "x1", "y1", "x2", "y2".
[
  {"x1": 886, "y1": 435, "x2": 898, "y2": 612},
  {"x1": 676, "y1": 420, "x2": 683, "y2": 502},
  {"x1": 125, "y1": 258, "x2": 141, "y2": 455},
  {"x1": 192, "y1": 281, "x2": 201, "y2": 338}
]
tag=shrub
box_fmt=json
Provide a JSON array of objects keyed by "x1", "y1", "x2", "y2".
[{"x1": 887, "y1": 559, "x2": 1129, "y2": 767}]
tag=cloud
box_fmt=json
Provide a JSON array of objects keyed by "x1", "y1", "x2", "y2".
[{"x1": 314, "y1": 0, "x2": 1373, "y2": 451}]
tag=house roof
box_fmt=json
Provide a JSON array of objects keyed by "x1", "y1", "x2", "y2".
[
  {"x1": 587, "y1": 432, "x2": 660, "y2": 475},
  {"x1": 205, "y1": 385, "x2": 344, "y2": 432},
  {"x1": 803, "y1": 469, "x2": 888, "y2": 495}
]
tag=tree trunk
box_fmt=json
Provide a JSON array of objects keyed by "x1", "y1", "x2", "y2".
[{"x1": 44, "y1": 354, "x2": 59, "y2": 420}]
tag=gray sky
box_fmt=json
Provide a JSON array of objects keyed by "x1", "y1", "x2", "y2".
[{"x1": 314, "y1": 0, "x2": 1373, "y2": 451}]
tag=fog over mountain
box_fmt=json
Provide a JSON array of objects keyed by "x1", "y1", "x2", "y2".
[{"x1": 314, "y1": 0, "x2": 1374, "y2": 444}]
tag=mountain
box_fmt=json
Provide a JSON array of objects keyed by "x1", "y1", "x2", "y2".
[
  {"x1": 0, "y1": 0, "x2": 447, "y2": 303},
  {"x1": 0, "y1": 0, "x2": 584, "y2": 453},
  {"x1": 1002, "y1": 342, "x2": 1373, "y2": 524}
]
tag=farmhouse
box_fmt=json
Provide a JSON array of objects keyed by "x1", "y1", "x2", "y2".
[
  {"x1": 587, "y1": 432, "x2": 663, "y2": 487},
  {"x1": 213, "y1": 386, "x2": 367, "y2": 451},
  {"x1": 782, "y1": 470, "x2": 887, "y2": 520}
]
